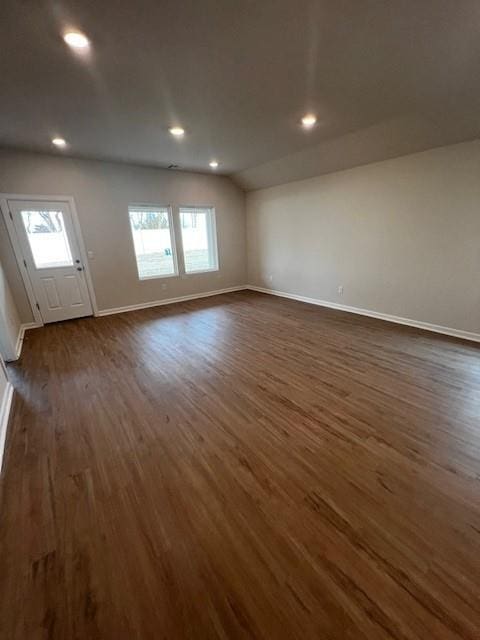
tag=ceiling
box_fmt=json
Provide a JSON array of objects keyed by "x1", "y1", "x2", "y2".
[{"x1": 2, "y1": 0, "x2": 480, "y2": 190}]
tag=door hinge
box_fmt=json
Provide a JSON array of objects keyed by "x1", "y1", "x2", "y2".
[
  {"x1": 23, "y1": 259, "x2": 27, "y2": 269},
  {"x1": 36, "y1": 302, "x2": 40, "y2": 311},
  {"x1": 8, "y1": 210, "x2": 13, "y2": 220}
]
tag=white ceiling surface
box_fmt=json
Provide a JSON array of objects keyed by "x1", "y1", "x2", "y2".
[{"x1": 2, "y1": 1, "x2": 480, "y2": 190}]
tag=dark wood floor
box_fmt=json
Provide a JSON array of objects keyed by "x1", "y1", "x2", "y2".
[{"x1": 1, "y1": 291, "x2": 480, "y2": 639}]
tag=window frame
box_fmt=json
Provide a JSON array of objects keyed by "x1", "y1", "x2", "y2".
[
  {"x1": 128, "y1": 203, "x2": 179, "y2": 281},
  {"x1": 178, "y1": 205, "x2": 219, "y2": 275}
]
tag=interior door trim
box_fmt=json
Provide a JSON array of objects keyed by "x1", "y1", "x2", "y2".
[{"x1": 0, "y1": 193, "x2": 98, "y2": 325}]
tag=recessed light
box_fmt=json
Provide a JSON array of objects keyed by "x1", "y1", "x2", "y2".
[
  {"x1": 301, "y1": 114, "x2": 317, "y2": 129},
  {"x1": 209, "y1": 160, "x2": 219, "y2": 169},
  {"x1": 169, "y1": 127, "x2": 185, "y2": 137},
  {"x1": 52, "y1": 138, "x2": 67, "y2": 147},
  {"x1": 63, "y1": 31, "x2": 90, "y2": 49}
]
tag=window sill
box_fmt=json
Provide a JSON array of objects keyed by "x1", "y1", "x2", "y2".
[
  {"x1": 138, "y1": 272, "x2": 179, "y2": 281},
  {"x1": 184, "y1": 267, "x2": 219, "y2": 276}
]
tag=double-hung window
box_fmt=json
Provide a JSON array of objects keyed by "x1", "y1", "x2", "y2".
[
  {"x1": 128, "y1": 205, "x2": 178, "y2": 279},
  {"x1": 179, "y1": 206, "x2": 218, "y2": 273},
  {"x1": 129, "y1": 204, "x2": 218, "y2": 279}
]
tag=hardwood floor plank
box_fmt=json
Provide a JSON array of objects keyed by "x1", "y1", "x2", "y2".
[{"x1": 1, "y1": 291, "x2": 480, "y2": 638}]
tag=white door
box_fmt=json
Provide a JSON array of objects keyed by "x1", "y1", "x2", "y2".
[{"x1": 8, "y1": 199, "x2": 93, "y2": 323}]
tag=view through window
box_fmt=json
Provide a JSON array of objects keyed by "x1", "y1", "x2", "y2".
[
  {"x1": 128, "y1": 206, "x2": 176, "y2": 279},
  {"x1": 179, "y1": 207, "x2": 218, "y2": 273},
  {"x1": 20, "y1": 210, "x2": 73, "y2": 268}
]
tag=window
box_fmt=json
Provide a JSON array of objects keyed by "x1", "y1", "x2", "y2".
[
  {"x1": 128, "y1": 204, "x2": 219, "y2": 280},
  {"x1": 179, "y1": 206, "x2": 218, "y2": 273},
  {"x1": 128, "y1": 205, "x2": 177, "y2": 279},
  {"x1": 20, "y1": 210, "x2": 73, "y2": 269}
]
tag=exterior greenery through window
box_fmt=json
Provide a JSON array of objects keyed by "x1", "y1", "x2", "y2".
[
  {"x1": 179, "y1": 206, "x2": 218, "y2": 273},
  {"x1": 128, "y1": 204, "x2": 218, "y2": 280},
  {"x1": 128, "y1": 206, "x2": 176, "y2": 279}
]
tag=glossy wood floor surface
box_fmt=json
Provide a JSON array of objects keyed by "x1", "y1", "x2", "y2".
[{"x1": 1, "y1": 290, "x2": 480, "y2": 639}]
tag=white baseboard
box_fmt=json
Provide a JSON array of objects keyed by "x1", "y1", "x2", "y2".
[
  {"x1": 247, "y1": 285, "x2": 480, "y2": 344},
  {"x1": 0, "y1": 381, "x2": 14, "y2": 472},
  {"x1": 96, "y1": 285, "x2": 248, "y2": 317},
  {"x1": 14, "y1": 322, "x2": 42, "y2": 360}
]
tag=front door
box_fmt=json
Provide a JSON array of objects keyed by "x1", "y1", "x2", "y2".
[{"x1": 8, "y1": 199, "x2": 93, "y2": 323}]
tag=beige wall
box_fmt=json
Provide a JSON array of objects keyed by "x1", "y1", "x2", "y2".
[
  {"x1": 247, "y1": 140, "x2": 480, "y2": 335},
  {"x1": 0, "y1": 150, "x2": 246, "y2": 322},
  {"x1": 2, "y1": 141, "x2": 480, "y2": 335},
  {"x1": 0, "y1": 355, "x2": 10, "y2": 471},
  {"x1": 0, "y1": 259, "x2": 21, "y2": 360},
  {"x1": 0, "y1": 358, "x2": 7, "y2": 401}
]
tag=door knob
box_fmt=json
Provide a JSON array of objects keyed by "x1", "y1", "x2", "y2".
[{"x1": 77, "y1": 267, "x2": 83, "y2": 271}]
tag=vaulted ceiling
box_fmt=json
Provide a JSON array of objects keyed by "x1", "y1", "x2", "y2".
[{"x1": 2, "y1": 0, "x2": 480, "y2": 189}]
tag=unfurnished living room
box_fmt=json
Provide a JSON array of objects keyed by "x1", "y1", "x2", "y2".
[{"x1": 1, "y1": 1, "x2": 480, "y2": 638}]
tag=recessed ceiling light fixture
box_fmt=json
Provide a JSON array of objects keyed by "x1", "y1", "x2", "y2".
[
  {"x1": 52, "y1": 137, "x2": 67, "y2": 147},
  {"x1": 301, "y1": 114, "x2": 317, "y2": 129},
  {"x1": 63, "y1": 31, "x2": 90, "y2": 49},
  {"x1": 169, "y1": 127, "x2": 185, "y2": 137},
  {"x1": 209, "y1": 160, "x2": 219, "y2": 169}
]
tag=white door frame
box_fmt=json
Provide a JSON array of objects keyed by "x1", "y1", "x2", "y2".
[{"x1": 0, "y1": 193, "x2": 98, "y2": 325}]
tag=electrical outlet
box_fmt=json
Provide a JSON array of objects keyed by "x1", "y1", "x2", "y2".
[
  {"x1": 267, "y1": 274, "x2": 273, "y2": 284},
  {"x1": 338, "y1": 285, "x2": 344, "y2": 295},
  {"x1": 161, "y1": 283, "x2": 167, "y2": 291}
]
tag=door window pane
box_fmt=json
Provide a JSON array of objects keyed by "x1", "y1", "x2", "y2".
[
  {"x1": 128, "y1": 206, "x2": 177, "y2": 279},
  {"x1": 20, "y1": 210, "x2": 73, "y2": 268},
  {"x1": 179, "y1": 207, "x2": 218, "y2": 273}
]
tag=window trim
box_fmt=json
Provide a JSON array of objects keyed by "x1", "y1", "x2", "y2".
[
  {"x1": 128, "y1": 203, "x2": 179, "y2": 281},
  {"x1": 178, "y1": 205, "x2": 219, "y2": 275}
]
